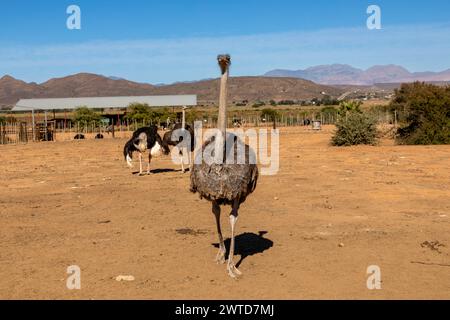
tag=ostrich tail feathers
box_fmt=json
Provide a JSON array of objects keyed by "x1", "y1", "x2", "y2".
[{"x1": 126, "y1": 154, "x2": 133, "y2": 168}]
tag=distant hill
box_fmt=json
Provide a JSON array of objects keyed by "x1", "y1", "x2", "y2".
[
  {"x1": 265, "y1": 64, "x2": 450, "y2": 85},
  {"x1": 150, "y1": 76, "x2": 343, "y2": 104},
  {"x1": 0, "y1": 73, "x2": 343, "y2": 108}
]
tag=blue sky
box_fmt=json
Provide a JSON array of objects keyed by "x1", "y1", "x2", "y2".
[{"x1": 0, "y1": 0, "x2": 449, "y2": 83}]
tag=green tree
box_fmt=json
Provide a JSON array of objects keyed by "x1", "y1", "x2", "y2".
[
  {"x1": 321, "y1": 106, "x2": 338, "y2": 115},
  {"x1": 125, "y1": 103, "x2": 153, "y2": 122},
  {"x1": 73, "y1": 107, "x2": 101, "y2": 127},
  {"x1": 260, "y1": 108, "x2": 281, "y2": 122},
  {"x1": 390, "y1": 82, "x2": 450, "y2": 145},
  {"x1": 252, "y1": 101, "x2": 265, "y2": 108}
]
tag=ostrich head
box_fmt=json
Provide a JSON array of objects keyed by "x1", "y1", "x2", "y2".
[{"x1": 217, "y1": 54, "x2": 231, "y2": 75}]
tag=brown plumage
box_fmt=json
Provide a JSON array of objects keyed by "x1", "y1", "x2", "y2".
[
  {"x1": 190, "y1": 134, "x2": 258, "y2": 206},
  {"x1": 189, "y1": 54, "x2": 259, "y2": 278}
]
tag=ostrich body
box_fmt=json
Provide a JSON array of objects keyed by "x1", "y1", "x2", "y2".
[
  {"x1": 123, "y1": 126, "x2": 169, "y2": 175},
  {"x1": 190, "y1": 55, "x2": 259, "y2": 278},
  {"x1": 163, "y1": 121, "x2": 195, "y2": 173}
]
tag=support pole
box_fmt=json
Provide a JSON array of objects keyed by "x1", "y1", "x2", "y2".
[
  {"x1": 44, "y1": 111, "x2": 48, "y2": 141},
  {"x1": 182, "y1": 106, "x2": 186, "y2": 129},
  {"x1": 31, "y1": 109, "x2": 36, "y2": 142}
]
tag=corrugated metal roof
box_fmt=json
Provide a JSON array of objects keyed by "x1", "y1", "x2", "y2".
[{"x1": 12, "y1": 95, "x2": 197, "y2": 111}]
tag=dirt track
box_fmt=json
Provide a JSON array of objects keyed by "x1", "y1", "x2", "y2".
[{"x1": 1, "y1": 126, "x2": 449, "y2": 299}]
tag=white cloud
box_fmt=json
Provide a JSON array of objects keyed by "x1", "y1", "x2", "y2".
[{"x1": 1, "y1": 23, "x2": 450, "y2": 83}]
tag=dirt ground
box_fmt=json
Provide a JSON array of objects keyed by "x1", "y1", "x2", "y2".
[{"x1": 0, "y1": 126, "x2": 449, "y2": 300}]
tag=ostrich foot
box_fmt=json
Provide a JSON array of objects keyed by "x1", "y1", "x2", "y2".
[
  {"x1": 146, "y1": 171, "x2": 152, "y2": 175},
  {"x1": 227, "y1": 261, "x2": 242, "y2": 278},
  {"x1": 215, "y1": 248, "x2": 226, "y2": 264}
]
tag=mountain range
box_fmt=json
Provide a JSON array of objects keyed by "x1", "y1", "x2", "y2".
[
  {"x1": 0, "y1": 73, "x2": 343, "y2": 108},
  {"x1": 264, "y1": 64, "x2": 450, "y2": 85}
]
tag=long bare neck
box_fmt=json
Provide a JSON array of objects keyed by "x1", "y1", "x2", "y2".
[
  {"x1": 182, "y1": 108, "x2": 186, "y2": 129},
  {"x1": 218, "y1": 69, "x2": 228, "y2": 137}
]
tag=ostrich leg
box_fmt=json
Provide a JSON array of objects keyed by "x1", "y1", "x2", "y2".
[
  {"x1": 213, "y1": 201, "x2": 226, "y2": 264},
  {"x1": 146, "y1": 154, "x2": 152, "y2": 175},
  {"x1": 138, "y1": 153, "x2": 143, "y2": 175},
  {"x1": 180, "y1": 148, "x2": 185, "y2": 173},
  {"x1": 227, "y1": 199, "x2": 242, "y2": 278}
]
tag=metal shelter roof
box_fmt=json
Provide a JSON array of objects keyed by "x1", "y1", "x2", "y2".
[{"x1": 12, "y1": 95, "x2": 197, "y2": 111}]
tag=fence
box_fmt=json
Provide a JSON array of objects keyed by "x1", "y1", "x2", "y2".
[{"x1": 0, "y1": 110, "x2": 400, "y2": 145}]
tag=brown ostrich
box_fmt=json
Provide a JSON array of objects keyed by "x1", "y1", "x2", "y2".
[{"x1": 190, "y1": 55, "x2": 259, "y2": 278}]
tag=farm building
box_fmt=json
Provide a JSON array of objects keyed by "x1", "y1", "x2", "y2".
[{"x1": 1, "y1": 95, "x2": 197, "y2": 143}]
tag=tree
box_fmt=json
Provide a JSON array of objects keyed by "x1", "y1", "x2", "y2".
[
  {"x1": 252, "y1": 101, "x2": 265, "y2": 108},
  {"x1": 73, "y1": 107, "x2": 101, "y2": 126},
  {"x1": 260, "y1": 108, "x2": 280, "y2": 122},
  {"x1": 125, "y1": 103, "x2": 153, "y2": 122},
  {"x1": 321, "y1": 106, "x2": 338, "y2": 115},
  {"x1": 390, "y1": 82, "x2": 450, "y2": 145}
]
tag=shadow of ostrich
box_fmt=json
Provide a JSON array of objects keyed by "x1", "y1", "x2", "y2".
[
  {"x1": 132, "y1": 168, "x2": 179, "y2": 175},
  {"x1": 213, "y1": 231, "x2": 273, "y2": 268}
]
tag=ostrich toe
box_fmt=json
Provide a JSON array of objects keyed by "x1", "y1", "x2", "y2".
[
  {"x1": 215, "y1": 248, "x2": 226, "y2": 264},
  {"x1": 227, "y1": 261, "x2": 242, "y2": 278}
]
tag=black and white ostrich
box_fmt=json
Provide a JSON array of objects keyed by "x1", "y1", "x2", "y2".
[
  {"x1": 190, "y1": 55, "x2": 259, "y2": 278},
  {"x1": 123, "y1": 126, "x2": 169, "y2": 175},
  {"x1": 163, "y1": 108, "x2": 195, "y2": 173}
]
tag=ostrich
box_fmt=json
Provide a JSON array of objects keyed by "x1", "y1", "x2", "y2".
[
  {"x1": 123, "y1": 126, "x2": 169, "y2": 175},
  {"x1": 162, "y1": 107, "x2": 195, "y2": 173},
  {"x1": 190, "y1": 55, "x2": 259, "y2": 278}
]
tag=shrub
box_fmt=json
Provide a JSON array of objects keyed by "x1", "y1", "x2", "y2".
[
  {"x1": 390, "y1": 82, "x2": 450, "y2": 145},
  {"x1": 73, "y1": 107, "x2": 101, "y2": 127},
  {"x1": 252, "y1": 101, "x2": 265, "y2": 108},
  {"x1": 278, "y1": 100, "x2": 296, "y2": 106},
  {"x1": 260, "y1": 108, "x2": 280, "y2": 122},
  {"x1": 331, "y1": 112, "x2": 378, "y2": 146},
  {"x1": 338, "y1": 100, "x2": 362, "y2": 116},
  {"x1": 321, "y1": 106, "x2": 338, "y2": 115},
  {"x1": 125, "y1": 103, "x2": 152, "y2": 122}
]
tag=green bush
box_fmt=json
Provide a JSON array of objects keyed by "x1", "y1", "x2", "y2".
[
  {"x1": 252, "y1": 101, "x2": 265, "y2": 108},
  {"x1": 331, "y1": 112, "x2": 378, "y2": 146},
  {"x1": 338, "y1": 101, "x2": 362, "y2": 116},
  {"x1": 390, "y1": 82, "x2": 450, "y2": 145},
  {"x1": 125, "y1": 103, "x2": 152, "y2": 122},
  {"x1": 260, "y1": 108, "x2": 280, "y2": 122},
  {"x1": 126, "y1": 104, "x2": 176, "y2": 126},
  {"x1": 73, "y1": 107, "x2": 101, "y2": 127}
]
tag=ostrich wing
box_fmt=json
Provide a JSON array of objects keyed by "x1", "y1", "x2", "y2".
[{"x1": 190, "y1": 134, "x2": 258, "y2": 206}]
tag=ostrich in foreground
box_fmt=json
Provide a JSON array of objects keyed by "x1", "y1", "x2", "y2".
[
  {"x1": 163, "y1": 107, "x2": 195, "y2": 173},
  {"x1": 190, "y1": 55, "x2": 259, "y2": 278},
  {"x1": 123, "y1": 126, "x2": 169, "y2": 175}
]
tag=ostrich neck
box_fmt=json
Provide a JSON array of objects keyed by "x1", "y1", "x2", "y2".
[
  {"x1": 182, "y1": 108, "x2": 186, "y2": 130},
  {"x1": 218, "y1": 70, "x2": 228, "y2": 137}
]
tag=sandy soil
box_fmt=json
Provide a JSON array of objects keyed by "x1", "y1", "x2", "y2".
[{"x1": 0, "y1": 126, "x2": 449, "y2": 300}]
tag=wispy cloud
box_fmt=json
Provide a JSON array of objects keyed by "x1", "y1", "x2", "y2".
[{"x1": 1, "y1": 23, "x2": 450, "y2": 83}]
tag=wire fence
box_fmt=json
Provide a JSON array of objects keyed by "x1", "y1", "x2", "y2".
[{"x1": 0, "y1": 110, "x2": 399, "y2": 145}]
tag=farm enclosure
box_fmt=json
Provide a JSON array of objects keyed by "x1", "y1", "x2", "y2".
[{"x1": 0, "y1": 126, "x2": 449, "y2": 299}]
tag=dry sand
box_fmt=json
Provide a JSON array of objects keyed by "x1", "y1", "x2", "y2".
[{"x1": 0, "y1": 126, "x2": 449, "y2": 299}]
